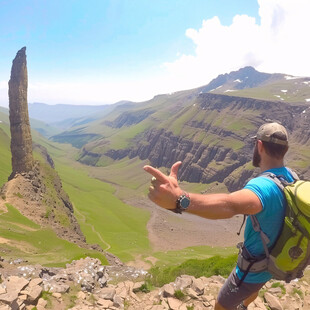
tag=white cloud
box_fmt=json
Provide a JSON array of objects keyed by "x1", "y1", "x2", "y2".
[
  {"x1": 163, "y1": 0, "x2": 310, "y2": 92},
  {"x1": 2, "y1": 0, "x2": 310, "y2": 106}
]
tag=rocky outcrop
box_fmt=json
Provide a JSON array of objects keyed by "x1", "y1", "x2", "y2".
[
  {"x1": 0, "y1": 257, "x2": 309, "y2": 310},
  {"x1": 8, "y1": 47, "x2": 34, "y2": 179}
]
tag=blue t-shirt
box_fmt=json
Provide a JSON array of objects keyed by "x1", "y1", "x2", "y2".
[{"x1": 236, "y1": 167, "x2": 294, "y2": 283}]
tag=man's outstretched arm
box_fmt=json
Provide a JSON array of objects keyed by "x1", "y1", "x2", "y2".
[{"x1": 144, "y1": 162, "x2": 262, "y2": 219}]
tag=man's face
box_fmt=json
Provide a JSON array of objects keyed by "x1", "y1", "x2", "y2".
[{"x1": 252, "y1": 142, "x2": 261, "y2": 167}]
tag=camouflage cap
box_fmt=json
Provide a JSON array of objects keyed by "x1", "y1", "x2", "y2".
[{"x1": 255, "y1": 122, "x2": 288, "y2": 146}]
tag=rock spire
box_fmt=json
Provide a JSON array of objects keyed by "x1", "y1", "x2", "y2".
[{"x1": 8, "y1": 47, "x2": 34, "y2": 178}]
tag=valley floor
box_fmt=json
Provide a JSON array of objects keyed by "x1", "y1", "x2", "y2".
[{"x1": 125, "y1": 196, "x2": 243, "y2": 269}]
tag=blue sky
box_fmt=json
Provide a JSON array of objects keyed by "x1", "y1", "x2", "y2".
[{"x1": 0, "y1": 0, "x2": 309, "y2": 106}]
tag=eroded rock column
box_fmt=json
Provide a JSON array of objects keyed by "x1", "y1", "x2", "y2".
[{"x1": 8, "y1": 47, "x2": 34, "y2": 178}]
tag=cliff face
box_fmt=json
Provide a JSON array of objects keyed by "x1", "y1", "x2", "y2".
[{"x1": 8, "y1": 47, "x2": 34, "y2": 178}]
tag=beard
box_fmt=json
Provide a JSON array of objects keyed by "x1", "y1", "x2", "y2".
[{"x1": 252, "y1": 144, "x2": 261, "y2": 167}]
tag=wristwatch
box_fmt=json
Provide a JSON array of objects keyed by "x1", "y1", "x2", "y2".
[{"x1": 174, "y1": 192, "x2": 190, "y2": 214}]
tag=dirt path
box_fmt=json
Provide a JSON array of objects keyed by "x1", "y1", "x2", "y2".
[{"x1": 73, "y1": 204, "x2": 111, "y2": 251}]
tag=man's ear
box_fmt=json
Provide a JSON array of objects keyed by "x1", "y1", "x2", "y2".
[{"x1": 257, "y1": 139, "x2": 264, "y2": 153}]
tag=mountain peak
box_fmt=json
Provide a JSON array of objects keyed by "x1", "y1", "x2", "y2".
[{"x1": 199, "y1": 66, "x2": 274, "y2": 93}]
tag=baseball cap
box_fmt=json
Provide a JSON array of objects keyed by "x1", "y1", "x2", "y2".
[{"x1": 254, "y1": 122, "x2": 288, "y2": 146}]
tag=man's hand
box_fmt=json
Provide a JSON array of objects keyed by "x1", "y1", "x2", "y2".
[{"x1": 143, "y1": 161, "x2": 183, "y2": 210}]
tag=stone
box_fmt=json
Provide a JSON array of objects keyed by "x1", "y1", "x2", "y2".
[
  {"x1": 113, "y1": 294, "x2": 123, "y2": 308},
  {"x1": 46, "y1": 283, "x2": 69, "y2": 293},
  {"x1": 185, "y1": 287, "x2": 198, "y2": 299},
  {"x1": 174, "y1": 275, "x2": 193, "y2": 290},
  {"x1": 160, "y1": 284, "x2": 175, "y2": 297},
  {"x1": 37, "y1": 298, "x2": 47, "y2": 308},
  {"x1": 5, "y1": 276, "x2": 29, "y2": 292},
  {"x1": 166, "y1": 297, "x2": 182, "y2": 310},
  {"x1": 26, "y1": 285, "x2": 42, "y2": 303},
  {"x1": 97, "y1": 298, "x2": 113, "y2": 308},
  {"x1": 269, "y1": 287, "x2": 283, "y2": 295},
  {"x1": 264, "y1": 292, "x2": 283, "y2": 310},
  {"x1": 8, "y1": 47, "x2": 34, "y2": 178},
  {"x1": 28, "y1": 278, "x2": 43, "y2": 287},
  {"x1": 77, "y1": 291, "x2": 86, "y2": 300},
  {"x1": 133, "y1": 281, "x2": 144, "y2": 292},
  {"x1": 98, "y1": 287, "x2": 116, "y2": 300},
  {"x1": 191, "y1": 277, "x2": 205, "y2": 295},
  {"x1": 0, "y1": 276, "x2": 29, "y2": 305}
]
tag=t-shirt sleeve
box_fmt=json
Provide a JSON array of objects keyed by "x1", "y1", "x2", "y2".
[{"x1": 244, "y1": 177, "x2": 277, "y2": 212}]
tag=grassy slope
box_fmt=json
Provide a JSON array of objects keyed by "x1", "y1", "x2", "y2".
[
  {"x1": 0, "y1": 126, "x2": 11, "y2": 186},
  {"x1": 0, "y1": 124, "x2": 108, "y2": 266},
  {"x1": 212, "y1": 78, "x2": 310, "y2": 104},
  {"x1": 0, "y1": 119, "x2": 236, "y2": 267},
  {"x1": 0, "y1": 204, "x2": 107, "y2": 267},
  {"x1": 35, "y1": 133, "x2": 237, "y2": 265}
]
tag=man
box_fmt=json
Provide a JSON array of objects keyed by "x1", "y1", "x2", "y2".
[{"x1": 144, "y1": 122, "x2": 294, "y2": 310}]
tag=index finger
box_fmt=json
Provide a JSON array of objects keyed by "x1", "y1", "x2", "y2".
[{"x1": 143, "y1": 165, "x2": 169, "y2": 183}]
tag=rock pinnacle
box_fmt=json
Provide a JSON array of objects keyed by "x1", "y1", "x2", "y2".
[{"x1": 8, "y1": 47, "x2": 34, "y2": 178}]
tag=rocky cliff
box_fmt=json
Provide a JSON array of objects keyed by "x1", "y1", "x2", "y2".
[
  {"x1": 79, "y1": 93, "x2": 309, "y2": 191},
  {"x1": 8, "y1": 47, "x2": 34, "y2": 179}
]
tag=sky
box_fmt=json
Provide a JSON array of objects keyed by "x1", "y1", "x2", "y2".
[{"x1": 0, "y1": 0, "x2": 310, "y2": 107}]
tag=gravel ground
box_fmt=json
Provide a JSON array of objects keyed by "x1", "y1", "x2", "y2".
[{"x1": 126, "y1": 197, "x2": 244, "y2": 252}]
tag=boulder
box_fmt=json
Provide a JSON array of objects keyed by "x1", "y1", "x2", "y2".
[{"x1": 264, "y1": 292, "x2": 283, "y2": 310}]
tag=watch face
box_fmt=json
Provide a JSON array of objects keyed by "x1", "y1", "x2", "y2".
[{"x1": 180, "y1": 196, "x2": 190, "y2": 209}]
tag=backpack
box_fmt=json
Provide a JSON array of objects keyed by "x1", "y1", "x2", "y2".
[{"x1": 237, "y1": 170, "x2": 310, "y2": 285}]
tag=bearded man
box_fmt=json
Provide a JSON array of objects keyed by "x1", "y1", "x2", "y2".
[{"x1": 144, "y1": 122, "x2": 294, "y2": 310}]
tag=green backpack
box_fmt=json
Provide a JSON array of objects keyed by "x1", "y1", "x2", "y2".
[{"x1": 237, "y1": 171, "x2": 310, "y2": 284}]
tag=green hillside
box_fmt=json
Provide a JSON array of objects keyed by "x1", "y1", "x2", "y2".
[
  {"x1": 212, "y1": 76, "x2": 310, "y2": 104},
  {"x1": 0, "y1": 124, "x2": 108, "y2": 266},
  {"x1": 0, "y1": 120, "x2": 11, "y2": 186}
]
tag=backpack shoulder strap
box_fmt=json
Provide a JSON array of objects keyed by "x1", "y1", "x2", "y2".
[
  {"x1": 259, "y1": 171, "x2": 286, "y2": 190},
  {"x1": 286, "y1": 168, "x2": 300, "y2": 181},
  {"x1": 249, "y1": 215, "x2": 270, "y2": 258}
]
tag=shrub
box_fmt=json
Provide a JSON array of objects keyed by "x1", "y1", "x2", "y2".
[
  {"x1": 271, "y1": 282, "x2": 286, "y2": 294},
  {"x1": 148, "y1": 254, "x2": 237, "y2": 287},
  {"x1": 174, "y1": 289, "x2": 185, "y2": 300},
  {"x1": 138, "y1": 282, "x2": 151, "y2": 293},
  {"x1": 292, "y1": 287, "x2": 303, "y2": 299}
]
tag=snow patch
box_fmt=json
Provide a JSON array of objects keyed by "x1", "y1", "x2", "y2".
[
  {"x1": 274, "y1": 95, "x2": 281, "y2": 98},
  {"x1": 303, "y1": 81, "x2": 310, "y2": 85},
  {"x1": 305, "y1": 98, "x2": 310, "y2": 102},
  {"x1": 281, "y1": 90, "x2": 288, "y2": 93},
  {"x1": 234, "y1": 79, "x2": 242, "y2": 83},
  {"x1": 285, "y1": 75, "x2": 300, "y2": 80},
  {"x1": 216, "y1": 85, "x2": 222, "y2": 89},
  {"x1": 224, "y1": 89, "x2": 236, "y2": 92}
]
